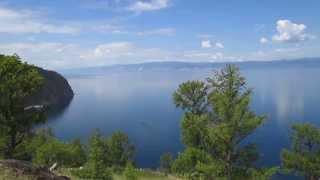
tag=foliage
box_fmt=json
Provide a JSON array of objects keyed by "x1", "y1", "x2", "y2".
[
  {"x1": 107, "y1": 131, "x2": 135, "y2": 168},
  {"x1": 0, "y1": 54, "x2": 45, "y2": 158},
  {"x1": 195, "y1": 162, "x2": 226, "y2": 180},
  {"x1": 171, "y1": 148, "x2": 212, "y2": 176},
  {"x1": 173, "y1": 80, "x2": 208, "y2": 115},
  {"x1": 159, "y1": 152, "x2": 174, "y2": 174},
  {"x1": 248, "y1": 167, "x2": 279, "y2": 180},
  {"x1": 123, "y1": 163, "x2": 138, "y2": 180},
  {"x1": 281, "y1": 123, "x2": 320, "y2": 180},
  {"x1": 76, "y1": 130, "x2": 109, "y2": 179},
  {"x1": 26, "y1": 129, "x2": 86, "y2": 167},
  {"x1": 180, "y1": 113, "x2": 210, "y2": 149},
  {"x1": 68, "y1": 139, "x2": 87, "y2": 167},
  {"x1": 172, "y1": 64, "x2": 269, "y2": 179},
  {"x1": 73, "y1": 130, "x2": 135, "y2": 179}
]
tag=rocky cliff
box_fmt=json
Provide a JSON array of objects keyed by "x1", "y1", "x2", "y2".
[{"x1": 25, "y1": 68, "x2": 74, "y2": 107}]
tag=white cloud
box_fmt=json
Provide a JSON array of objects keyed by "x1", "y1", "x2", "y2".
[
  {"x1": 201, "y1": 40, "x2": 224, "y2": 49},
  {"x1": 128, "y1": 0, "x2": 170, "y2": 12},
  {"x1": 137, "y1": 28, "x2": 175, "y2": 36},
  {"x1": 201, "y1": 40, "x2": 212, "y2": 48},
  {"x1": 260, "y1": 37, "x2": 269, "y2": 44},
  {"x1": 80, "y1": 42, "x2": 171, "y2": 62},
  {"x1": 215, "y1": 42, "x2": 224, "y2": 49},
  {"x1": 81, "y1": 42, "x2": 134, "y2": 59},
  {"x1": 272, "y1": 19, "x2": 312, "y2": 43},
  {"x1": 0, "y1": 42, "x2": 81, "y2": 69},
  {"x1": 0, "y1": 7, "x2": 79, "y2": 34}
]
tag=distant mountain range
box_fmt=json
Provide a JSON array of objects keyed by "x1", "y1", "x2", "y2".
[{"x1": 62, "y1": 57, "x2": 320, "y2": 76}]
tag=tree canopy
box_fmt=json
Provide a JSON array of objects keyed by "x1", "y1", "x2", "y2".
[
  {"x1": 281, "y1": 123, "x2": 320, "y2": 180},
  {"x1": 0, "y1": 54, "x2": 45, "y2": 158},
  {"x1": 172, "y1": 64, "x2": 268, "y2": 179}
]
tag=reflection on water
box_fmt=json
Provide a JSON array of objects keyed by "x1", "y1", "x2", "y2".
[{"x1": 46, "y1": 67, "x2": 320, "y2": 173}]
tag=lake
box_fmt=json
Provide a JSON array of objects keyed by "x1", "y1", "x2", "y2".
[{"x1": 46, "y1": 63, "x2": 320, "y2": 178}]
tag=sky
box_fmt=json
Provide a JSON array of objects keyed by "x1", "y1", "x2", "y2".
[{"x1": 0, "y1": 0, "x2": 319, "y2": 70}]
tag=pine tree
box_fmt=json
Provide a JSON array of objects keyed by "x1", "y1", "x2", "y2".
[
  {"x1": 173, "y1": 64, "x2": 268, "y2": 179},
  {"x1": 281, "y1": 123, "x2": 320, "y2": 180},
  {"x1": 75, "y1": 130, "x2": 112, "y2": 180},
  {"x1": 107, "y1": 131, "x2": 135, "y2": 168}
]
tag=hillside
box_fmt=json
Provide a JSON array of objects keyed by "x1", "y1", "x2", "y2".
[{"x1": 25, "y1": 67, "x2": 74, "y2": 107}]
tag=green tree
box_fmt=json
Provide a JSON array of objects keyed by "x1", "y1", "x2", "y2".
[
  {"x1": 68, "y1": 139, "x2": 87, "y2": 167},
  {"x1": 107, "y1": 131, "x2": 135, "y2": 168},
  {"x1": 180, "y1": 113, "x2": 210, "y2": 148},
  {"x1": 173, "y1": 64, "x2": 267, "y2": 179},
  {"x1": 73, "y1": 130, "x2": 112, "y2": 180},
  {"x1": 0, "y1": 54, "x2": 45, "y2": 158},
  {"x1": 27, "y1": 129, "x2": 86, "y2": 168},
  {"x1": 85, "y1": 130, "x2": 109, "y2": 177},
  {"x1": 123, "y1": 163, "x2": 138, "y2": 180},
  {"x1": 281, "y1": 123, "x2": 320, "y2": 180},
  {"x1": 248, "y1": 167, "x2": 279, "y2": 180},
  {"x1": 160, "y1": 152, "x2": 174, "y2": 174},
  {"x1": 171, "y1": 148, "x2": 213, "y2": 177},
  {"x1": 173, "y1": 80, "x2": 208, "y2": 115}
]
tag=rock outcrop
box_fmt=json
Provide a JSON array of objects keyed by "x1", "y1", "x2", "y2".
[
  {"x1": 25, "y1": 68, "x2": 74, "y2": 107},
  {"x1": 0, "y1": 160, "x2": 70, "y2": 180}
]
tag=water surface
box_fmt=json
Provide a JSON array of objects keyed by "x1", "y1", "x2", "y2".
[{"x1": 46, "y1": 65, "x2": 320, "y2": 178}]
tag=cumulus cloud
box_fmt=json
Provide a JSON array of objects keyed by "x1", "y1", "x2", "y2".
[
  {"x1": 81, "y1": 42, "x2": 134, "y2": 59},
  {"x1": 201, "y1": 40, "x2": 212, "y2": 48},
  {"x1": 272, "y1": 19, "x2": 312, "y2": 43},
  {"x1": 201, "y1": 40, "x2": 224, "y2": 49},
  {"x1": 128, "y1": 0, "x2": 170, "y2": 12},
  {"x1": 0, "y1": 7, "x2": 79, "y2": 34},
  {"x1": 215, "y1": 42, "x2": 224, "y2": 49},
  {"x1": 260, "y1": 37, "x2": 269, "y2": 44}
]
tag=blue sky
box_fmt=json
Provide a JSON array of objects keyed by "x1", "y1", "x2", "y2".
[{"x1": 0, "y1": 0, "x2": 319, "y2": 69}]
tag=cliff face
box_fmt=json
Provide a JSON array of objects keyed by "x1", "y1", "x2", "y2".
[{"x1": 26, "y1": 68, "x2": 74, "y2": 107}]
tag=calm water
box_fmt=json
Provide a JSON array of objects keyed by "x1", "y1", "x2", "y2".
[{"x1": 46, "y1": 66, "x2": 320, "y2": 177}]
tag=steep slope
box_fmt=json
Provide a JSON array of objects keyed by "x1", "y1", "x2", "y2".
[{"x1": 25, "y1": 68, "x2": 74, "y2": 107}]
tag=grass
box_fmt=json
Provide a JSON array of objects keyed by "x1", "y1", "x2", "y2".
[
  {"x1": 0, "y1": 164, "x2": 183, "y2": 180},
  {"x1": 58, "y1": 168, "x2": 183, "y2": 180}
]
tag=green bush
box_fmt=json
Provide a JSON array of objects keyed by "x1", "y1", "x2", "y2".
[
  {"x1": 27, "y1": 129, "x2": 86, "y2": 167},
  {"x1": 124, "y1": 163, "x2": 138, "y2": 180},
  {"x1": 159, "y1": 152, "x2": 173, "y2": 174},
  {"x1": 171, "y1": 148, "x2": 212, "y2": 175}
]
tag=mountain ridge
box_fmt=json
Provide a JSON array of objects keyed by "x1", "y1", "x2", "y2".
[{"x1": 62, "y1": 57, "x2": 320, "y2": 76}]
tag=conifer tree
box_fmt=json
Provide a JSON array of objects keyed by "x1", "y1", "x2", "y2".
[
  {"x1": 173, "y1": 64, "x2": 267, "y2": 179},
  {"x1": 281, "y1": 123, "x2": 320, "y2": 180}
]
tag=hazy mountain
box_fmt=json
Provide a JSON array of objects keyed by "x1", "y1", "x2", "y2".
[{"x1": 62, "y1": 57, "x2": 320, "y2": 76}]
